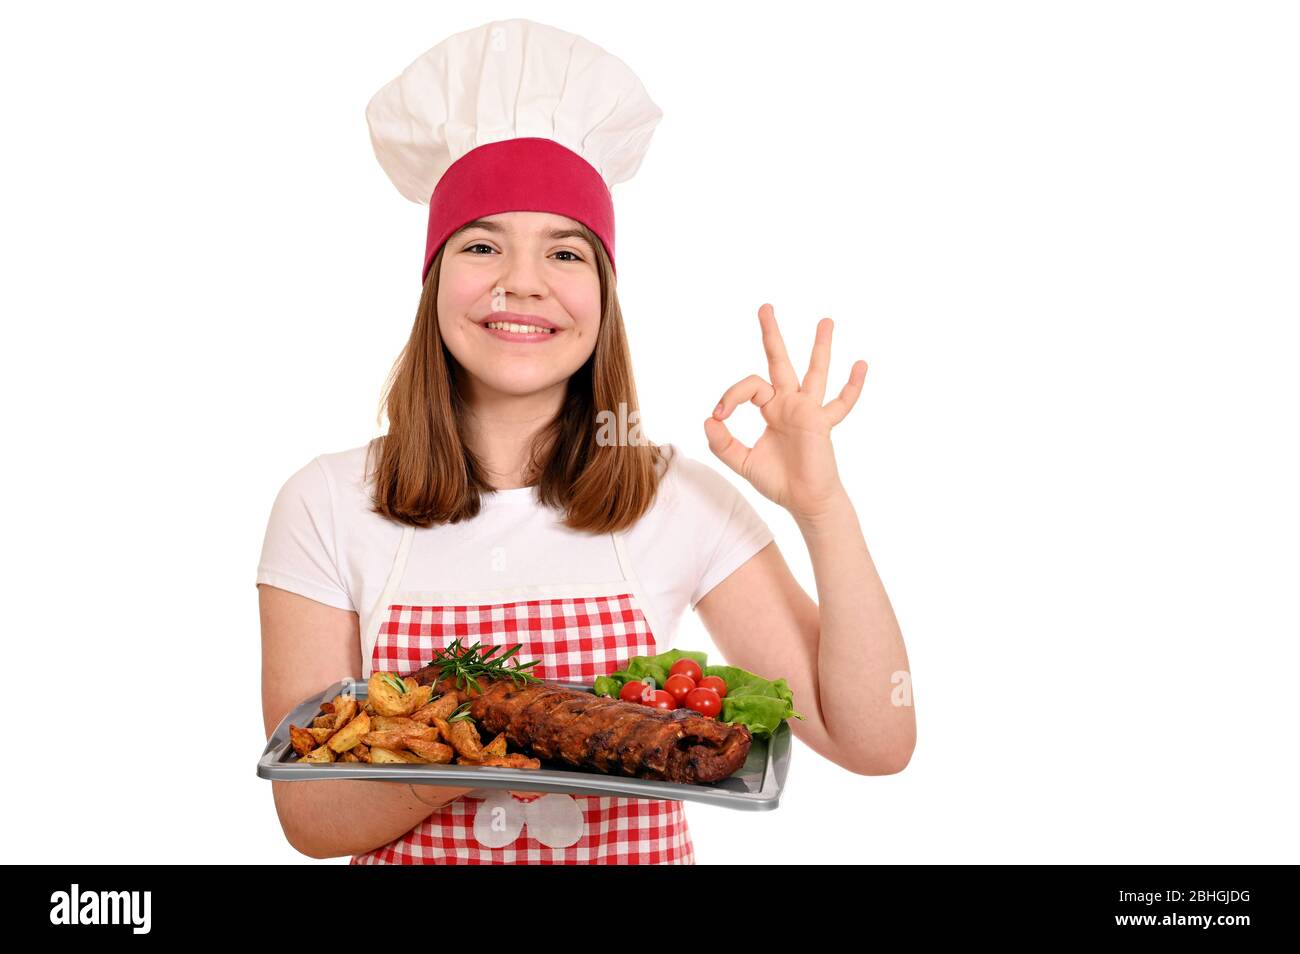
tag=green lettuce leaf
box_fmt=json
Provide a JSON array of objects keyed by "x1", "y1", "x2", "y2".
[
  {"x1": 703, "y1": 665, "x2": 804, "y2": 738},
  {"x1": 593, "y1": 650, "x2": 801, "y2": 738}
]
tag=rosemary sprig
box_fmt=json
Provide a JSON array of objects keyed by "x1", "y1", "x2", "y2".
[
  {"x1": 378, "y1": 673, "x2": 408, "y2": 695},
  {"x1": 447, "y1": 701, "x2": 474, "y2": 724},
  {"x1": 424, "y1": 637, "x2": 542, "y2": 693}
]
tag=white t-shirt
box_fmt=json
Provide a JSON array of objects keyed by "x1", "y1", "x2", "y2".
[{"x1": 255, "y1": 442, "x2": 775, "y2": 649}]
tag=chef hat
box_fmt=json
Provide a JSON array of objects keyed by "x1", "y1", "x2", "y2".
[{"x1": 366, "y1": 18, "x2": 663, "y2": 285}]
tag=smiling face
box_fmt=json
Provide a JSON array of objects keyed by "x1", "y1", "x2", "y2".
[{"x1": 436, "y1": 211, "x2": 604, "y2": 402}]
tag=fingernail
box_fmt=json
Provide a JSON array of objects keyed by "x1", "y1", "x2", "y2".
[{"x1": 713, "y1": 401, "x2": 724, "y2": 416}]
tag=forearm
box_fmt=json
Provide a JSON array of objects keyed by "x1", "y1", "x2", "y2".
[
  {"x1": 272, "y1": 777, "x2": 473, "y2": 859},
  {"x1": 795, "y1": 486, "x2": 914, "y2": 773}
]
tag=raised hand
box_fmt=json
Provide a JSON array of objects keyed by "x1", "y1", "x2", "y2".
[{"x1": 703, "y1": 303, "x2": 867, "y2": 521}]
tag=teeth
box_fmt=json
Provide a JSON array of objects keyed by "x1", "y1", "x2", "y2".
[{"x1": 485, "y1": 321, "x2": 555, "y2": 334}]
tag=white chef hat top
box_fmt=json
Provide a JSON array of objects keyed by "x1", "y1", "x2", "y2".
[{"x1": 365, "y1": 18, "x2": 663, "y2": 283}]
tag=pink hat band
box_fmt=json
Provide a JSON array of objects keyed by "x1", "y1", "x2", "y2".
[{"x1": 423, "y1": 137, "x2": 616, "y2": 285}]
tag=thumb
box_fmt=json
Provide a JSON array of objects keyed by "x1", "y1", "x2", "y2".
[{"x1": 703, "y1": 416, "x2": 750, "y2": 478}]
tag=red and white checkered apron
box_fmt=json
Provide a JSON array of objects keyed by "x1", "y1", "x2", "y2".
[{"x1": 350, "y1": 524, "x2": 695, "y2": 865}]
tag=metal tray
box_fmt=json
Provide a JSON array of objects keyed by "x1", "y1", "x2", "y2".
[{"x1": 257, "y1": 679, "x2": 790, "y2": 811}]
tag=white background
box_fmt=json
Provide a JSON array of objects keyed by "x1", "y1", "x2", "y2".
[{"x1": 2, "y1": 0, "x2": 1296, "y2": 864}]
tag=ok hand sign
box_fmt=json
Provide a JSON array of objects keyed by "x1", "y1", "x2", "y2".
[{"x1": 703, "y1": 304, "x2": 867, "y2": 521}]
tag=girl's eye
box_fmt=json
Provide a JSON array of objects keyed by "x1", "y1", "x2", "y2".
[
  {"x1": 464, "y1": 242, "x2": 496, "y2": 254},
  {"x1": 552, "y1": 250, "x2": 583, "y2": 262}
]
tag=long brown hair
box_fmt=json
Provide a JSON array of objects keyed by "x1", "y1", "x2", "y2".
[{"x1": 367, "y1": 221, "x2": 673, "y2": 534}]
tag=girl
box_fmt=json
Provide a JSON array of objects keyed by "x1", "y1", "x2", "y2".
[{"x1": 257, "y1": 18, "x2": 914, "y2": 864}]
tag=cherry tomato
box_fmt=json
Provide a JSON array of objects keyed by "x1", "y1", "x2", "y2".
[
  {"x1": 664, "y1": 673, "x2": 696, "y2": 703},
  {"x1": 619, "y1": 679, "x2": 655, "y2": 704},
  {"x1": 683, "y1": 687, "x2": 721, "y2": 717},
  {"x1": 697, "y1": 675, "x2": 728, "y2": 699},
  {"x1": 669, "y1": 659, "x2": 704, "y2": 683},
  {"x1": 648, "y1": 689, "x2": 678, "y2": 710}
]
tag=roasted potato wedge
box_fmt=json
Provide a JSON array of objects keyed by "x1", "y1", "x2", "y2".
[
  {"x1": 301, "y1": 745, "x2": 335, "y2": 763},
  {"x1": 410, "y1": 684, "x2": 435, "y2": 709},
  {"x1": 289, "y1": 724, "x2": 317, "y2": 758},
  {"x1": 482, "y1": 754, "x2": 541, "y2": 769},
  {"x1": 328, "y1": 710, "x2": 371, "y2": 753},
  {"x1": 400, "y1": 725, "x2": 440, "y2": 744},
  {"x1": 331, "y1": 694, "x2": 359, "y2": 728},
  {"x1": 370, "y1": 716, "x2": 421, "y2": 733},
  {"x1": 371, "y1": 746, "x2": 425, "y2": 765},
  {"x1": 406, "y1": 739, "x2": 454, "y2": 764},
  {"x1": 411, "y1": 691, "x2": 459, "y2": 725},
  {"x1": 432, "y1": 717, "x2": 453, "y2": 742},
  {"x1": 457, "y1": 753, "x2": 542, "y2": 770},
  {"x1": 445, "y1": 720, "x2": 486, "y2": 760},
  {"x1": 367, "y1": 672, "x2": 420, "y2": 717},
  {"x1": 431, "y1": 692, "x2": 461, "y2": 717},
  {"x1": 360, "y1": 730, "x2": 410, "y2": 750}
]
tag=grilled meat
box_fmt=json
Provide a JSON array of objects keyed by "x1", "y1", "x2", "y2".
[{"x1": 403, "y1": 666, "x2": 752, "y2": 784}]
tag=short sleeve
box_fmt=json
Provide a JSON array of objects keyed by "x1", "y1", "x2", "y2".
[
  {"x1": 677, "y1": 456, "x2": 776, "y2": 609},
  {"x1": 255, "y1": 457, "x2": 355, "y2": 611}
]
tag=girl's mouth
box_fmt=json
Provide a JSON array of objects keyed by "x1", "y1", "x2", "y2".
[{"x1": 481, "y1": 320, "x2": 560, "y2": 343}]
